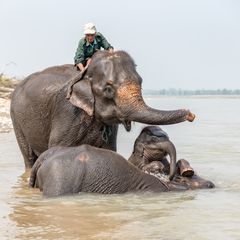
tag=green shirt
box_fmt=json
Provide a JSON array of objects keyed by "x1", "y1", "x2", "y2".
[{"x1": 74, "y1": 32, "x2": 113, "y2": 65}]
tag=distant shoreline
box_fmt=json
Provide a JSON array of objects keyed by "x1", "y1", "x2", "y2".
[
  {"x1": 143, "y1": 95, "x2": 240, "y2": 99},
  {"x1": 0, "y1": 76, "x2": 239, "y2": 133},
  {"x1": 0, "y1": 94, "x2": 240, "y2": 133},
  {"x1": 143, "y1": 89, "x2": 240, "y2": 97}
]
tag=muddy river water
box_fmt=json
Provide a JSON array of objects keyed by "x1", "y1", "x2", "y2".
[{"x1": 0, "y1": 97, "x2": 240, "y2": 239}]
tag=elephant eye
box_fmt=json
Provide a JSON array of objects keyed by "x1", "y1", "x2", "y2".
[
  {"x1": 151, "y1": 136, "x2": 159, "y2": 142},
  {"x1": 104, "y1": 85, "x2": 115, "y2": 99}
]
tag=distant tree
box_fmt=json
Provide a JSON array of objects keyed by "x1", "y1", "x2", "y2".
[{"x1": 143, "y1": 88, "x2": 240, "y2": 96}]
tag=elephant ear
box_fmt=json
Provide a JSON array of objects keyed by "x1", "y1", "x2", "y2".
[
  {"x1": 66, "y1": 71, "x2": 84, "y2": 99},
  {"x1": 69, "y1": 79, "x2": 94, "y2": 116}
]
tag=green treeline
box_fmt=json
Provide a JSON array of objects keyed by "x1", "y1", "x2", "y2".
[{"x1": 143, "y1": 88, "x2": 240, "y2": 96}]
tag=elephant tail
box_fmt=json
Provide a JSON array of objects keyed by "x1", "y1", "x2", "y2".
[{"x1": 29, "y1": 155, "x2": 45, "y2": 188}]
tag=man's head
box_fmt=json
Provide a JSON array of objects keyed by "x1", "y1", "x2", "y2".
[{"x1": 84, "y1": 23, "x2": 97, "y2": 43}]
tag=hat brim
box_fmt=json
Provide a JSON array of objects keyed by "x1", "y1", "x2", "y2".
[{"x1": 84, "y1": 29, "x2": 96, "y2": 35}]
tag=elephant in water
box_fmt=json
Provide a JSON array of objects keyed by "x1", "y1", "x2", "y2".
[
  {"x1": 128, "y1": 126, "x2": 215, "y2": 190},
  {"x1": 11, "y1": 50, "x2": 195, "y2": 168},
  {"x1": 29, "y1": 145, "x2": 171, "y2": 197},
  {"x1": 29, "y1": 127, "x2": 214, "y2": 198}
]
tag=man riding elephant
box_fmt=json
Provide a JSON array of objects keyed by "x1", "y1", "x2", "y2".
[
  {"x1": 11, "y1": 50, "x2": 195, "y2": 168},
  {"x1": 74, "y1": 23, "x2": 114, "y2": 72}
]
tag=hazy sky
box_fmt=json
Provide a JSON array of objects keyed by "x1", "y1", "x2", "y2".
[{"x1": 0, "y1": 0, "x2": 240, "y2": 89}]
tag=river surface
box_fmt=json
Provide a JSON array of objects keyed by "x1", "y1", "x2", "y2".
[{"x1": 0, "y1": 97, "x2": 240, "y2": 240}]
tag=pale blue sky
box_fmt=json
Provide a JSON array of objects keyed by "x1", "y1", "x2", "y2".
[{"x1": 0, "y1": 0, "x2": 240, "y2": 89}]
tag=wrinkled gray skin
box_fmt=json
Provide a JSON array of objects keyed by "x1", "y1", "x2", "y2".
[
  {"x1": 128, "y1": 126, "x2": 176, "y2": 180},
  {"x1": 11, "y1": 51, "x2": 195, "y2": 168},
  {"x1": 129, "y1": 126, "x2": 215, "y2": 190},
  {"x1": 29, "y1": 126, "x2": 214, "y2": 198},
  {"x1": 29, "y1": 145, "x2": 170, "y2": 197}
]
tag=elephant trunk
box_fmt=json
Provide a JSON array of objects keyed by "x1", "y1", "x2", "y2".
[
  {"x1": 117, "y1": 81, "x2": 194, "y2": 125},
  {"x1": 157, "y1": 140, "x2": 177, "y2": 180},
  {"x1": 129, "y1": 103, "x2": 190, "y2": 125}
]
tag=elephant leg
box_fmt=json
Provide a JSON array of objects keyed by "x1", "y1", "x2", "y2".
[
  {"x1": 29, "y1": 153, "x2": 47, "y2": 188},
  {"x1": 29, "y1": 146, "x2": 65, "y2": 188},
  {"x1": 176, "y1": 159, "x2": 194, "y2": 177},
  {"x1": 36, "y1": 160, "x2": 67, "y2": 197},
  {"x1": 12, "y1": 122, "x2": 38, "y2": 168},
  {"x1": 37, "y1": 158, "x2": 85, "y2": 197}
]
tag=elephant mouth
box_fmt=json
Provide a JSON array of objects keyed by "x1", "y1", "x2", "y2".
[{"x1": 122, "y1": 120, "x2": 132, "y2": 132}]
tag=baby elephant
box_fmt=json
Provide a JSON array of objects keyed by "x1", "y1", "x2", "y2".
[
  {"x1": 29, "y1": 145, "x2": 173, "y2": 197},
  {"x1": 128, "y1": 126, "x2": 215, "y2": 190}
]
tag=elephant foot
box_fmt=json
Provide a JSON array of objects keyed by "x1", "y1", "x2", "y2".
[
  {"x1": 181, "y1": 168, "x2": 194, "y2": 177},
  {"x1": 177, "y1": 159, "x2": 194, "y2": 177}
]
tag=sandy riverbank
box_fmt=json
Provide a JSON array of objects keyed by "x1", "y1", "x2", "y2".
[
  {"x1": 0, "y1": 76, "x2": 19, "y2": 132},
  {"x1": 0, "y1": 98, "x2": 12, "y2": 133}
]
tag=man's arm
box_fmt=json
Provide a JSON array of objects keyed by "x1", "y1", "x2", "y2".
[{"x1": 98, "y1": 33, "x2": 113, "y2": 50}]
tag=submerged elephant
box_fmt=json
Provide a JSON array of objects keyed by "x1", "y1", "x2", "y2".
[
  {"x1": 11, "y1": 50, "x2": 195, "y2": 168},
  {"x1": 29, "y1": 127, "x2": 214, "y2": 198},
  {"x1": 128, "y1": 126, "x2": 215, "y2": 189},
  {"x1": 29, "y1": 145, "x2": 172, "y2": 197}
]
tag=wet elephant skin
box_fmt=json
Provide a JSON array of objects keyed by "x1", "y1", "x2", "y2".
[{"x1": 11, "y1": 51, "x2": 195, "y2": 168}]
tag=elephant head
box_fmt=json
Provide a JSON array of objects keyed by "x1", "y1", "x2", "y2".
[
  {"x1": 68, "y1": 50, "x2": 195, "y2": 131},
  {"x1": 174, "y1": 159, "x2": 215, "y2": 189},
  {"x1": 129, "y1": 126, "x2": 177, "y2": 180}
]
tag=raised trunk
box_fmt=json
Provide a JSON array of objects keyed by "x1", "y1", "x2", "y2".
[{"x1": 157, "y1": 140, "x2": 177, "y2": 180}]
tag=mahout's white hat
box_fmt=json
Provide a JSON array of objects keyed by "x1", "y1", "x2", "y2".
[{"x1": 84, "y1": 23, "x2": 97, "y2": 34}]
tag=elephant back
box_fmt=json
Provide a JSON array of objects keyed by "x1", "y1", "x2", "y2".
[{"x1": 13, "y1": 64, "x2": 77, "y2": 98}]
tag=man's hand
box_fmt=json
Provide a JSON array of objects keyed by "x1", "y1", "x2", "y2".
[
  {"x1": 108, "y1": 48, "x2": 114, "y2": 53},
  {"x1": 85, "y1": 58, "x2": 92, "y2": 69},
  {"x1": 77, "y1": 59, "x2": 92, "y2": 73}
]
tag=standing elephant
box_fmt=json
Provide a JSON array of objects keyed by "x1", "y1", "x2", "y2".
[
  {"x1": 11, "y1": 50, "x2": 195, "y2": 168},
  {"x1": 128, "y1": 126, "x2": 215, "y2": 189}
]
